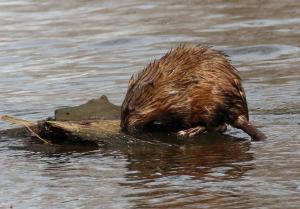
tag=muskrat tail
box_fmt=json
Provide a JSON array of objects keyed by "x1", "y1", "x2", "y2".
[
  {"x1": 229, "y1": 67, "x2": 266, "y2": 140},
  {"x1": 234, "y1": 115, "x2": 266, "y2": 141}
]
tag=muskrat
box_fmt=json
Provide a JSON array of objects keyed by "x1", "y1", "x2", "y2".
[{"x1": 121, "y1": 45, "x2": 266, "y2": 141}]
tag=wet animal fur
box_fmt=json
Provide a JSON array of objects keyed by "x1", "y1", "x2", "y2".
[{"x1": 121, "y1": 45, "x2": 266, "y2": 140}]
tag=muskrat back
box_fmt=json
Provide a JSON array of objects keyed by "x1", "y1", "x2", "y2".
[{"x1": 121, "y1": 45, "x2": 266, "y2": 140}]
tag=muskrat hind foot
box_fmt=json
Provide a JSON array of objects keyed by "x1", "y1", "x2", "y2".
[{"x1": 177, "y1": 126, "x2": 206, "y2": 137}]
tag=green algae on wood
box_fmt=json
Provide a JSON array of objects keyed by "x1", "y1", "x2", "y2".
[{"x1": 55, "y1": 95, "x2": 121, "y2": 121}]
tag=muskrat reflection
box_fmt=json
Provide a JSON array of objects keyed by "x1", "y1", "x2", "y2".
[
  {"x1": 118, "y1": 134, "x2": 253, "y2": 208},
  {"x1": 120, "y1": 133, "x2": 253, "y2": 183}
]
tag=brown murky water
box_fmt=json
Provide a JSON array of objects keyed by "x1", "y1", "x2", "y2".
[{"x1": 0, "y1": 0, "x2": 299, "y2": 208}]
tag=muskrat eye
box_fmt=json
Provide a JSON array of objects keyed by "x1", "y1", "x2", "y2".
[
  {"x1": 122, "y1": 106, "x2": 134, "y2": 116},
  {"x1": 123, "y1": 107, "x2": 129, "y2": 114}
]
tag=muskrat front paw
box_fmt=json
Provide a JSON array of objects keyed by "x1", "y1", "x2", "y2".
[
  {"x1": 214, "y1": 124, "x2": 227, "y2": 133},
  {"x1": 176, "y1": 126, "x2": 206, "y2": 137}
]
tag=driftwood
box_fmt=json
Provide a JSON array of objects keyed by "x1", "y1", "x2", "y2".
[{"x1": 0, "y1": 96, "x2": 168, "y2": 148}]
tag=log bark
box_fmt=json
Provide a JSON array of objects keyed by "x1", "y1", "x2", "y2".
[
  {"x1": 0, "y1": 115, "x2": 164, "y2": 147},
  {"x1": 0, "y1": 96, "x2": 163, "y2": 147}
]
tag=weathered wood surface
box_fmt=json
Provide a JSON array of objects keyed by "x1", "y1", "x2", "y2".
[
  {"x1": 0, "y1": 96, "x2": 164, "y2": 147},
  {"x1": 55, "y1": 95, "x2": 120, "y2": 121},
  {"x1": 39, "y1": 120, "x2": 153, "y2": 146}
]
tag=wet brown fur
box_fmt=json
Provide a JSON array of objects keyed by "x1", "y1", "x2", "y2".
[{"x1": 121, "y1": 45, "x2": 266, "y2": 140}]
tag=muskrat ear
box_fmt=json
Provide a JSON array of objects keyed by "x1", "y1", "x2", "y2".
[{"x1": 144, "y1": 81, "x2": 154, "y2": 88}]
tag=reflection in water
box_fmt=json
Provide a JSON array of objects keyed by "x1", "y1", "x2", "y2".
[{"x1": 118, "y1": 134, "x2": 253, "y2": 208}]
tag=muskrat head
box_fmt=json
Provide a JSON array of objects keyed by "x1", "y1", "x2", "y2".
[
  {"x1": 120, "y1": 84, "x2": 158, "y2": 133},
  {"x1": 120, "y1": 104, "x2": 147, "y2": 133},
  {"x1": 121, "y1": 64, "x2": 161, "y2": 133}
]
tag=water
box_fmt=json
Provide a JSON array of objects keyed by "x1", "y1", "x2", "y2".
[{"x1": 0, "y1": 0, "x2": 299, "y2": 208}]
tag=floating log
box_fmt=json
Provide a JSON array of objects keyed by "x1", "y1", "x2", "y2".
[
  {"x1": 0, "y1": 114, "x2": 165, "y2": 147},
  {"x1": 0, "y1": 96, "x2": 166, "y2": 147}
]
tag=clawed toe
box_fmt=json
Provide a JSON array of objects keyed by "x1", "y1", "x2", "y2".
[{"x1": 177, "y1": 126, "x2": 206, "y2": 137}]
